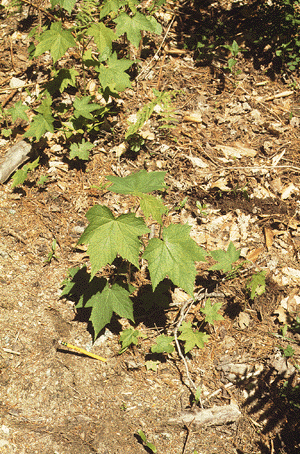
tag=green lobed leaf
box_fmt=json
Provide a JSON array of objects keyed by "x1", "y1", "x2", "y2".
[
  {"x1": 247, "y1": 270, "x2": 267, "y2": 299},
  {"x1": 69, "y1": 139, "x2": 94, "y2": 160},
  {"x1": 200, "y1": 299, "x2": 224, "y2": 325},
  {"x1": 78, "y1": 205, "x2": 149, "y2": 277},
  {"x1": 209, "y1": 241, "x2": 240, "y2": 273},
  {"x1": 73, "y1": 95, "x2": 100, "y2": 120},
  {"x1": 100, "y1": 0, "x2": 126, "y2": 19},
  {"x1": 37, "y1": 94, "x2": 53, "y2": 116},
  {"x1": 87, "y1": 22, "x2": 116, "y2": 56},
  {"x1": 61, "y1": 267, "x2": 134, "y2": 337},
  {"x1": 106, "y1": 169, "x2": 167, "y2": 194},
  {"x1": 139, "y1": 193, "x2": 167, "y2": 225},
  {"x1": 50, "y1": 0, "x2": 76, "y2": 13},
  {"x1": 23, "y1": 113, "x2": 54, "y2": 140},
  {"x1": 114, "y1": 11, "x2": 162, "y2": 48},
  {"x1": 11, "y1": 158, "x2": 40, "y2": 188},
  {"x1": 119, "y1": 328, "x2": 140, "y2": 352},
  {"x1": 97, "y1": 52, "x2": 133, "y2": 93},
  {"x1": 7, "y1": 100, "x2": 29, "y2": 123},
  {"x1": 33, "y1": 21, "x2": 76, "y2": 64},
  {"x1": 46, "y1": 68, "x2": 79, "y2": 94},
  {"x1": 61, "y1": 266, "x2": 105, "y2": 307},
  {"x1": 151, "y1": 334, "x2": 174, "y2": 354},
  {"x1": 88, "y1": 282, "x2": 134, "y2": 337},
  {"x1": 178, "y1": 321, "x2": 210, "y2": 353},
  {"x1": 142, "y1": 223, "x2": 206, "y2": 296}
]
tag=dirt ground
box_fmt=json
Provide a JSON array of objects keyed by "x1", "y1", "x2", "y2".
[{"x1": 1, "y1": 2, "x2": 300, "y2": 453}]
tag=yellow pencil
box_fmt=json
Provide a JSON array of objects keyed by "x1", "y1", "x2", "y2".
[{"x1": 59, "y1": 341, "x2": 107, "y2": 362}]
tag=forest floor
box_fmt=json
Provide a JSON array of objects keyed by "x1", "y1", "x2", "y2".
[{"x1": 0, "y1": 1, "x2": 300, "y2": 454}]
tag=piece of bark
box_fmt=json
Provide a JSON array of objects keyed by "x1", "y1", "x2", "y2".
[
  {"x1": 169, "y1": 402, "x2": 241, "y2": 427},
  {"x1": 0, "y1": 140, "x2": 32, "y2": 183}
]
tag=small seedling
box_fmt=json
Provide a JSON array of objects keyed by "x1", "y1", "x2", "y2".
[
  {"x1": 119, "y1": 328, "x2": 145, "y2": 354},
  {"x1": 11, "y1": 158, "x2": 40, "y2": 189},
  {"x1": 247, "y1": 270, "x2": 267, "y2": 299},
  {"x1": 45, "y1": 238, "x2": 59, "y2": 263},
  {"x1": 137, "y1": 430, "x2": 157, "y2": 453},
  {"x1": 196, "y1": 201, "x2": 208, "y2": 217},
  {"x1": 174, "y1": 196, "x2": 188, "y2": 211},
  {"x1": 222, "y1": 40, "x2": 246, "y2": 75},
  {"x1": 193, "y1": 386, "x2": 202, "y2": 405}
]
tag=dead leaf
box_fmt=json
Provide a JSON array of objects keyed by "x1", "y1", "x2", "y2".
[
  {"x1": 183, "y1": 112, "x2": 203, "y2": 123},
  {"x1": 185, "y1": 154, "x2": 209, "y2": 168},
  {"x1": 238, "y1": 312, "x2": 250, "y2": 329},
  {"x1": 140, "y1": 129, "x2": 155, "y2": 140},
  {"x1": 246, "y1": 247, "x2": 265, "y2": 262},
  {"x1": 273, "y1": 306, "x2": 288, "y2": 324},
  {"x1": 215, "y1": 144, "x2": 257, "y2": 159},
  {"x1": 111, "y1": 142, "x2": 127, "y2": 157},
  {"x1": 264, "y1": 227, "x2": 274, "y2": 250},
  {"x1": 211, "y1": 177, "x2": 231, "y2": 191},
  {"x1": 281, "y1": 183, "x2": 299, "y2": 200}
]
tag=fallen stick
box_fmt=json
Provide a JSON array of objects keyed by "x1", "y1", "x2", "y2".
[
  {"x1": 0, "y1": 140, "x2": 32, "y2": 184},
  {"x1": 169, "y1": 402, "x2": 241, "y2": 427},
  {"x1": 263, "y1": 90, "x2": 294, "y2": 101}
]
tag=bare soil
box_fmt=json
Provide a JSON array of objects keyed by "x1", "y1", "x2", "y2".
[{"x1": 1, "y1": 2, "x2": 300, "y2": 454}]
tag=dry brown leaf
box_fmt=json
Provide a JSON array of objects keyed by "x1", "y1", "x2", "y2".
[
  {"x1": 281, "y1": 183, "x2": 299, "y2": 200},
  {"x1": 184, "y1": 154, "x2": 209, "y2": 168},
  {"x1": 264, "y1": 227, "x2": 274, "y2": 250},
  {"x1": 183, "y1": 112, "x2": 203, "y2": 123},
  {"x1": 238, "y1": 312, "x2": 250, "y2": 329},
  {"x1": 215, "y1": 144, "x2": 257, "y2": 159},
  {"x1": 273, "y1": 306, "x2": 288, "y2": 324},
  {"x1": 246, "y1": 247, "x2": 265, "y2": 262}
]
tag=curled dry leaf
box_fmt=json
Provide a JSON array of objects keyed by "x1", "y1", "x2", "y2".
[
  {"x1": 185, "y1": 154, "x2": 209, "y2": 168},
  {"x1": 281, "y1": 183, "x2": 299, "y2": 200},
  {"x1": 246, "y1": 247, "x2": 265, "y2": 262},
  {"x1": 264, "y1": 227, "x2": 274, "y2": 250},
  {"x1": 215, "y1": 143, "x2": 257, "y2": 159},
  {"x1": 273, "y1": 306, "x2": 288, "y2": 324},
  {"x1": 183, "y1": 112, "x2": 203, "y2": 123},
  {"x1": 238, "y1": 312, "x2": 250, "y2": 329}
]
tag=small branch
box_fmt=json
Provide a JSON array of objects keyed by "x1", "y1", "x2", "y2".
[
  {"x1": 173, "y1": 290, "x2": 226, "y2": 398},
  {"x1": 137, "y1": 15, "x2": 175, "y2": 81},
  {"x1": 174, "y1": 296, "x2": 197, "y2": 392},
  {"x1": 21, "y1": 0, "x2": 58, "y2": 22}
]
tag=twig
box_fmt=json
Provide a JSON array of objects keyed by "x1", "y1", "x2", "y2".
[
  {"x1": 0, "y1": 81, "x2": 48, "y2": 94},
  {"x1": 264, "y1": 90, "x2": 294, "y2": 102},
  {"x1": 20, "y1": 0, "x2": 58, "y2": 21},
  {"x1": 202, "y1": 382, "x2": 234, "y2": 403},
  {"x1": 156, "y1": 50, "x2": 166, "y2": 90},
  {"x1": 9, "y1": 37, "x2": 15, "y2": 71},
  {"x1": 136, "y1": 15, "x2": 175, "y2": 81},
  {"x1": 1, "y1": 89, "x2": 18, "y2": 108},
  {"x1": 174, "y1": 297, "x2": 197, "y2": 392},
  {"x1": 220, "y1": 165, "x2": 300, "y2": 173},
  {"x1": 3, "y1": 348, "x2": 21, "y2": 355},
  {"x1": 173, "y1": 290, "x2": 226, "y2": 397},
  {"x1": 181, "y1": 421, "x2": 194, "y2": 454}
]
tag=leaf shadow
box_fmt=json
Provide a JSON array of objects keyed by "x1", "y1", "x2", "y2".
[{"x1": 235, "y1": 364, "x2": 300, "y2": 453}]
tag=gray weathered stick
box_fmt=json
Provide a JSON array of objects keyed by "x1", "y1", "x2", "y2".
[
  {"x1": 0, "y1": 140, "x2": 32, "y2": 183},
  {"x1": 169, "y1": 402, "x2": 241, "y2": 427}
]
